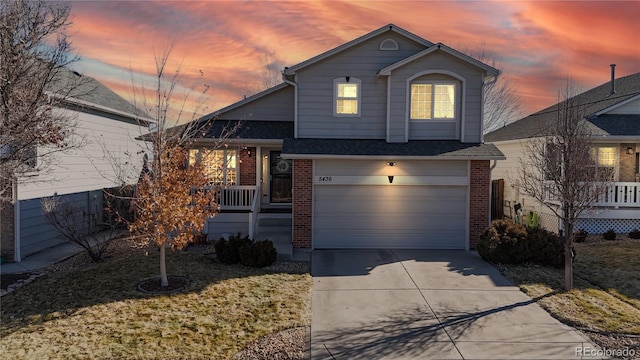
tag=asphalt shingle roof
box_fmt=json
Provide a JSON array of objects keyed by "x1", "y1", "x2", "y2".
[
  {"x1": 282, "y1": 138, "x2": 504, "y2": 158},
  {"x1": 485, "y1": 72, "x2": 640, "y2": 142},
  {"x1": 203, "y1": 120, "x2": 294, "y2": 139}
]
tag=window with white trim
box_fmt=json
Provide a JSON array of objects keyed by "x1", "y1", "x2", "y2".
[
  {"x1": 188, "y1": 148, "x2": 237, "y2": 185},
  {"x1": 589, "y1": 146, "x2": 617, "y2": 180},
  {"x1": 334, "y1": 77, "x2": 361, "y2": 116},
  {"x1": 410, "y1": 82, "x2": 456, "y2": 120}
]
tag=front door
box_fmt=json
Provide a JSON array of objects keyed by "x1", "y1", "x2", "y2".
[{"x1": 269, "y1": 151, "x2": 292, "y2": 203}]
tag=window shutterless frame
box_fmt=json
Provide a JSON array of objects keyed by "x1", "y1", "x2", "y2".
[
  {"x1": 333, "y1": 77, "x2": 361, "y2": 117},
  {"x1": 409, "y1": 81, "x2": 457, "y2": 120}
]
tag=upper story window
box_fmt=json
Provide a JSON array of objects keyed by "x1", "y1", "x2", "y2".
[
  {"x1": 410, "y1": 82, "x2": 456, "y2": 120},
  {"x1": 188, "y1": 148, "x2": 237, "y2": 185},
  {"x1": 334, "y1": 77, "x2": 361, "y2": 117}
]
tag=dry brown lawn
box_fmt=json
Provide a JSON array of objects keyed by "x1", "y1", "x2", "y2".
[
  {"x1": 0, "y1": 250, "x2": 311, "y2": 359},
  {"x1": 500, "y1": 239, "x2": 640, "y2": 338}
]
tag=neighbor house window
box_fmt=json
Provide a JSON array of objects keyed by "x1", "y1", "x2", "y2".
[
  {"x1": 334, "y1": 77, "x2": 361, "y2": 116},
  {"x1": 410, "y1": 82, "x2": 456, "y2": 120},
  {"x1": 188, "y1": 148, "x2": 237, "y2": 185},
  {"x1": 589, "y1": 146, "x2": 617, "y2": 180}
]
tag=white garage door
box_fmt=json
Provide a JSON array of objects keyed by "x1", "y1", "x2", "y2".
[{"x1": 314, "y1": 184, "x2": 467, "y2": 249}]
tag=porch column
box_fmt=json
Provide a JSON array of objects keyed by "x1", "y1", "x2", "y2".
[
  {"x1": 292, "y1": 159, "x2": 312, "y2": 248},
  {"x1": 239, "y1": 147, "x2": 256, "y2": 186}
]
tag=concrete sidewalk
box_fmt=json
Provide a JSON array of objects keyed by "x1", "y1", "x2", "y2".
[
  {"x1": 311, "y1": 249, "x2": 601, "y2": 359},
  {"x1": 0, "y1": 241, "x2": 85, "y2": 274}
]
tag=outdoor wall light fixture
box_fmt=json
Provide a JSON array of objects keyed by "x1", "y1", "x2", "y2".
[
  {"x1": 386, "y1": 161, "x2": 396, "y2": 166},
  {"x1": 388, "y1": 175, "x2": 394, "y2": 184},
  {"x1": 627, "y1": 147, "x2": 634, "y2": 155}
]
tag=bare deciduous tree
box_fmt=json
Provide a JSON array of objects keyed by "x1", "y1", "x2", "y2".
[
  {"x1": 0, "y1": 0, "x2": 84, "y2": 201},
  {"x1": 518, "y1": 79, "x2": 613, "y2": 290},
  {"x1": 462, "y1": 44, "x2": 524, "y2": 133},
  {"x1": 41, "y1": 193, "x2": 122, "y2": 262}
]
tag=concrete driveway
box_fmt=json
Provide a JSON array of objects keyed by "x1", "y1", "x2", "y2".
[{"x1": 311, "y1": 249, "x2": 598, "y2": 359}]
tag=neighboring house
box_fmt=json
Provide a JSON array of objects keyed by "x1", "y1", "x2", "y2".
[
  {"x1": 185, "y1": 24, "x2": 504, "y2": 255},
  {"x1": 485, "y1": 69, "x2": 640, "y2": 234},
  {"x1": 0, "y1": 69, "x2": 151, "y2": 262}
]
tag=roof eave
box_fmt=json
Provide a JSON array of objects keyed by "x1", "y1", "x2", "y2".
[{"x1": 281, "y1": 153, "x2": 505, "y2": 161}]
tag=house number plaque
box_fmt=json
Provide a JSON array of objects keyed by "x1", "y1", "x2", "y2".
[{"x1": 316, "y1": 176, "x2": 333, "y2": 183}]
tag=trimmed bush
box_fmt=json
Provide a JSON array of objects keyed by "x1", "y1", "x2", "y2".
[
  {"x1": 478, "y1": 219, "x2": 567, "y2": 268},
  {"x1": 477, "y1": 219, "x2": 528, "y2": 264},
  {"x1": 526, "y1": 227, "x2": 564, "y2": 268},
  {"x1": 239, "y1": 240, "x2": 277, "y2": 268},
  {"x1": 214, "y1": 233, "x2": 252, "y2": 265},
  {"x1": 574, "y1": 229, "x2": 588, "y2": 243},
  {"x1": 603, "y1": 229, "x2": 617, "y2": 241},
  {"x1": 629, "y1": 229, "x2": 640, "y2": 239}
]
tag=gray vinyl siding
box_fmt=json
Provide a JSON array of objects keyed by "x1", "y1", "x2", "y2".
[
  {"x1": 315, "y1": 159, "x2": 468, "y2": 177},
  {"x1": 386, "y1": 52, "x2": 485, "y2": 143},
  {"x1": 20, "y1": 190, "x2": 103, "y2": 258},
  {"x1": 218, "y1": 86, "x2": 294, "y2": 121},
  {"x1": 296, "y1": 32, "x2": 427, "y2": 139},
  {"x1": 205, "y1": 213, "x2": 249, "y2": 240}
]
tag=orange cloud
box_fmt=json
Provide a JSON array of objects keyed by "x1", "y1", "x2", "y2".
[{"x1": 67, "y1": 0, "x2": 640, "y2": 119}]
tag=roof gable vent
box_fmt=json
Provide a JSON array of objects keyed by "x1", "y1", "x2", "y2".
[{"x1": 380, "y1": 38, "x2": 399, "y2": 51}]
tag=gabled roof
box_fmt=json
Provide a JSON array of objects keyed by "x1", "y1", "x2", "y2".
[
  {"x1": 282, "y1": 139, "x2": 504, "y2": 160},
  {"x1": 282, "y1": 24, "x2": 433, "y2": 75},
  {"x1": 378, "y1": 43, "x2": 500, "y2": 77},
  {"x1": 51, "y1": 67, "x2": 150, "y2": 122},
  {"x1": 199, "y1": 82, "x2": 290, "y2": 122},
  {"x1": 485, "y1": 72, "x2": 640, "y2": 142}
]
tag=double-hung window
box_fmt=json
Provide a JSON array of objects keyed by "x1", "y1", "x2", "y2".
[
  {"x1": 188, "y1": 148, "x2": 237, "y2": 185},
  {"x1": 589, "y1": 146, "x2": 617, "y2": 180},
  {"x1": 410, "y1": 82, "x2": 456, "y2": 120},
  {"x1": 334, "y1": 77, "x2": 361, "y2": 116}
]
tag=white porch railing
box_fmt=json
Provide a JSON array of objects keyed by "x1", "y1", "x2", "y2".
[
  {"x1": 593, "y1": 182, "x2": 640, "y2": 207},
  {"x1": 544, "y1": 181, "x2": 640, "y2": 208},
  {"x1": 213, "y1": 185, "x2": 257, "y2": 210}
]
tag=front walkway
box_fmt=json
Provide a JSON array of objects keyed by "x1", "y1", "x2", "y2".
[{"x1": 311, "y1": 249, "x2": 600, "y2": 359}]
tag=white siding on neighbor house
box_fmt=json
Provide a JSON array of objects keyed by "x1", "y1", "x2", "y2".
[
  {"x1": 491, "y1": 140, "x2": 560, "y2": 230},
  {"x1": 386, "y1": 52, "x2": 485, "y2": 143},
  {"x1": 296, "y1": 32, "x2": 426, "y2": 139},
  {"x1": 313, "y1": 159, "x2": 468, "y2": 249},
  {"x1": 607, "y1": 97, "x2": 640, "y2": 114},
  {"x1": 18, "y1": 108, "x2": 147, "y2": 200},
  {"x1": 218, "y1": 86, "x2": 294, "y2": 121}
]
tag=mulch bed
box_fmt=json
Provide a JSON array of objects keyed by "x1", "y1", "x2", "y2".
[{"x1": 136, "y1": 275, "x2": 191, "y2": 294}]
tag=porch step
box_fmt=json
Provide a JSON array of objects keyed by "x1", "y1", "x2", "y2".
[{"x1": 254, "y1": 214, "x2": 292, "y2": 261}]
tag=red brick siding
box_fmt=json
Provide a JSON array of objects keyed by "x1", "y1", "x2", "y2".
[
  {"x1": 1, "y1": 178, "x2": 15, "y2": 262},
  {"x1": 469, "y1": 160, "x2": 491, "y2": 250},
  {"x1": 238, "y1": 147, "x2": 256, "y2": 186},
  {"x1": 292, "y1": 159, "x2": 312, "y2": 248}
]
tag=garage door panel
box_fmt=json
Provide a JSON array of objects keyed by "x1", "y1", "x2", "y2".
[{"x1": 314, "y1": 184, "x2": 467, "y2": 249}]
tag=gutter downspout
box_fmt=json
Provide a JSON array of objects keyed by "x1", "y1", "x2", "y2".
[
  {"x1": 14, "y1": 179, "x2": 21, "y2": 262},
  {"x1": 282, "y1": 73, "x2": 298, "y2": 138}
]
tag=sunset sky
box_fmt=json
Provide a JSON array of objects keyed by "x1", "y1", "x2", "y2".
[{"x1": 67, "y1": 0, "x2": 640, "y2": 120}]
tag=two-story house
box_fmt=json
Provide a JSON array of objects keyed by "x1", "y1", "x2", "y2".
[
  {"x1": 0, "y1": 69, "x2": 151, "y2": 263},
  {"x1": 186, "y1": 24, "x2": 504, "y2": 256},
  {"x1": 486, "y1": 69, "x2": 640, "y2": 234}
]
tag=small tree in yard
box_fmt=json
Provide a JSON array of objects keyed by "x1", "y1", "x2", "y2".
[
  {"x1": 124, "y1": 45, "x2": 236, "y2": 287},
  {"x1": 518, "y1": 79, "x2": 613, "y2": 290}
]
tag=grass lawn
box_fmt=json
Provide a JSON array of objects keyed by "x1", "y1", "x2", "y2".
[
  {"x1": 0, "y1": 250, "x2": 311, "y2": 359},
  {"x1": 500, "y1": 239, "x2": 640, "y2": 336}
]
